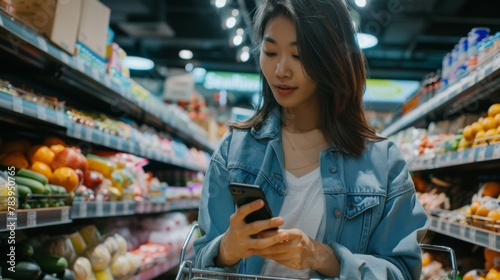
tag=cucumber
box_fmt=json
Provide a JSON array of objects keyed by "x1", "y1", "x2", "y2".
[
  {"x1": 33, "y1": 256, "x2": 68, "y2": 274},
  {"x1": 3, "y1": 261, "x2": 42, "y2": 280},
  {"x1": 16, "y1": 169, "x2": 49, "y2": 185},
  {"x1": 13, "y1": 176, "x2": 45, "y2": 194},
  {"x1": 17, "y1": 184, "x2": 32, "y2": 197},
  {"x1": 47, "y1": 184, "x2": 67, "y2": 194}
]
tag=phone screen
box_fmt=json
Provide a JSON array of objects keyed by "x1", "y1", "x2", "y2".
[{"x1": 229, "y1": 183, "x2": 275, "y2": 225}]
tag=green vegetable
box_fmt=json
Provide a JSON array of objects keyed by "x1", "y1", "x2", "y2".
[{"x1": 33, "y1": 256, "x2": 68, "y2": 274}]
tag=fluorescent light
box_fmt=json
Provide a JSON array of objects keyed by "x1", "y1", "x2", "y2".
[
  {"x1": 355, "y1": 0, "x2": 366, "y2": 7},
  {"x1": 185, "y1": 63, "x2": 194, "y2": 72},
  {"x1": 179, "y1": 50, "x2": 193, "y2": 59},
  {"x1": 240, "y1": 51, "x2": 250, "y2": 62},
  {"x1": 214, "y1": 0, "x2": 226, "y2": 8},
  {"x1": 233, "y1": 35, "x2": 243, "y2": 46},
  {"x1": 236, "y1": 28, "x2": 244, "y2": 35},
  {"x1": 356, "y1": 33, "x2": 378, "y2": 49},
  {"x1": 226, "y1": 17, "x2": 236, "y2": 29},
  {"x1": 122, "y1": 56, "x2": 154, "y2": 70}
]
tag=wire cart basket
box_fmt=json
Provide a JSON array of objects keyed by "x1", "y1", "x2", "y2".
[{"x1": 176, "y1": 224, "x2": 458, "y2": 280}]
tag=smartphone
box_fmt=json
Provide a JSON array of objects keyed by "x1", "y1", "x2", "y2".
[{"x1": 229, "y1": 183, "x2": 276, "y2": 227}]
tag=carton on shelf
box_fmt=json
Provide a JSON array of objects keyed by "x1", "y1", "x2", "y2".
[
  {"x1": 77, "y1": 0, "x2": 110, "y2": 59},
  {"x1": 10, "y1": 0, "x2": 82, "y2": 55}
]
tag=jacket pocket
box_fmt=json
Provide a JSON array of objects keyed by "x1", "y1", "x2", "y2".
[{"x1": 345, "y1": 194, "x2": 380, "y2": 219}]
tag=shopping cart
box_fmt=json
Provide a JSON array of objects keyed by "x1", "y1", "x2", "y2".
[{"x1": 176, "y1": 224, "x2": 458, "y2": 280}]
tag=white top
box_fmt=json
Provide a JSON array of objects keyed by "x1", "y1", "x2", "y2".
[{"x1": 261, "y1": 167, "x2": 325, "y2": 279}]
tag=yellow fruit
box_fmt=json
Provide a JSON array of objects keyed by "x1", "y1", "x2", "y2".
[
  {"x1": 488, "y1": 209, "x2": 500, "y2": 221},
  {"x1": 44, "y1": 136, "x2": 66, "y2": 147},
  {"x1": 29, "y1": 145, "x2": 55, "y2": 165},
  {"x1": 50, "y1": 167, "x2": 79, "y2": 193},
  {"x1": 475, "y1": 130, "x2": 487, "y2": 146},
  {"x1": 50, "y1": 144, "x2": 66, "y2": 155},
  {"x1": 486, "y1": 267, "x2": 499, "y2": 280},
  {"x1": 458, "y1": 137, "x2": 473, "y2": 149},
  {"x1": 421, "y1": 252, "x2": 432, "y2": 267},
  {"x1": 488, "y1": 104, "x2": 500, "y2": 117},
  {"x1": 470, "y1": 201, "x2": 481, "y2": 215},
  {"x1": 463, "y1": 125, "x2": 475, "y2": 141},
  {"x1": 483, "y1": 182, "x2": 500, "y2": 198},
  {"x1": 30, "y1": 161, "x2": 53, "y2": 181},
  {"x1": 0, "y1": 152, "x2": 29, "y2": 169},
  {"x1": 477, "y1": 205, "x2": 491, "y2": 217},
  {"x1": 483, "y1": 117, "x2": 497, "y2": 131},
  {"x1": 485, "y1": 128, "x2": 500, "y2": 143},
  {"x1": 472, "y1": 121, "x2": 485, "y2": 137},
  {"x1": 495, "y1": 114, "x2": 500, "y2": 127}
]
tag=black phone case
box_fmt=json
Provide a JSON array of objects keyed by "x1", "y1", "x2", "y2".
[{"x1": 229, "y1": 183, "x2": 274, "y2": 224}]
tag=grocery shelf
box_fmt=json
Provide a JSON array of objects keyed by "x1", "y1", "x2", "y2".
[
  {"x1": 381, "y1": 55, "x2": 500, "y2": 137},
  {"x1": 0, "y1": 11, "x2": 215, "y2": 154},
  {"x1": 71, "y1": 201, "x2": 136, "y2": 219},
  {"x1": 409, "y1": 144, "x2": 500, "y2": 171},
  {"x1": 135, "y1": 199, "x2": 200, "y2": 214},
  {"x1": 67, "y1": 122, "x2": 207, "y2": 172},
  {"x1": 428, "y1": 215, "x2": 500, "y2": 251},
  {"x1": 0, "y1": 206, "x2": 71, "y2": 232},
  {"x1": 0, "y1": 90, "x2": 68, "y2": 128}
]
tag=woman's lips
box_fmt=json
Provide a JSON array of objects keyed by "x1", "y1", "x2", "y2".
[{"x1": 274, "y1": 85, "x2": 297, "y2": 95}]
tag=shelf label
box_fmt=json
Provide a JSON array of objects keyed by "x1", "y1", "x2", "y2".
[
  {"x1": 489, "y1": 232, "x2": 497, "y2": 249},
  {"x1": 60, "y1": 52, "x2": 70, "y2": 65},
  {"x1": 56, "y1": 111, "x2": 65, "y2": 126},
  {"x1": 493, "y1": 144, "x2": 500, "y2": 159},
  {"x1": 76, "y1": 59, "x2": 85, "y2": 72},
  {"x1": 154, "y1": 204, "x2": 162, "y2": 212},
  {"x1": 74, "y1": 124, "x2": 82, "y2": 138},
  {"x1": 478, "y1": 69, "x2": 486, "y2": 81},
  {"x1": 459, "y1": 224, "x2": 466, "y2": 238},
  {"x1": 103, "y1": 134, "x2": 111, "y2": 147},
  {"x1": 96, "y1": 203, "x2": 103, "y2": 216},
  {"x1": 110, "y1": 202, "x2": 116, "y2": 216},
  {"x1": 104, "y1": 77, "x2": 111, "y2": 88},
  {"x1": 469, "y1": 227, "x2": 476, "y2": 241},
  {"x1": 84, "y1": 128, "x2": 93, "y2": 142},
  {"x1": 456, "y1": 151, "x2": 464, "y2": 163},
  {"x1": 467, "y1": 149, "x2": 475, "y2": 163},
  {"x1": 116, "y1": 139, "x2": 123, "y2": 150},
  {"x1": 477, "y1": 146, "x2": 487, "y2": 161},
  {"x1": 79, "y1": 203, "x2": 87, "y2": 218},
  {"x1": 12, "y1": 97, "x2": 23, "y2": 113},
  {"x1": 494, "y1": 54, "x2": 500, "y2": 71},
  {"x1": 36, "y1": 36, "x2": 48, "y2": 52},
  {"x1": 27, "y1": 211, "x2": 37, "y2": 227},
  {"x1": 146, "y1": 204, "x2": 153, "y2": 213},
  {"x1": 61, "y1": 208, "x2": 69, "y2": 221},
  {"x1": 445, "y1": 153, "x2": 452, "y2": 165},
  {"x1": 36, "y1": 105, "x2": 47, "y2": 121},
  {"x1": 0, "y1": 14, "x2": 3, "y2": 26}
]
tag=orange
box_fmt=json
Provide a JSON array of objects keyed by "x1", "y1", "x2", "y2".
[
  {"x1": 50, "y1": 167, "x2": 79, "y2": 192},
  {"x1": 44, "y1": 136, "x2": 66, "y2": 147},
  {"x1": 471, "y1": 121, "x2": 485, "y2": 137},
  {"x1": 483, "y1": 117, "x2": 498, "y2": 131},
  {"x1": 483, "y1": 181, "x2": 500, "y2": 198},
  {"x1": 463, "y1": 125, "x2": 474, "y2": 141},
  {"x1": 488, "y1": 103, "x2": 500, "y2": 117},
  {"x1": 477, "y1": 205, "x2": 491, "y2": 217},
  {"x1": 485, "y1": 128, "x2": 500, "y2": 143},
  {"x1": 50, "y1": 144, "x2": 66, "y2": 155},
  {"x1": 495, "y1": 114, "x2": 500, "y2": 127},
  {"x1": 475, "y1": 130, "x2": 487, "y2": 146},
  {"x1": 0, "y1": 152, "x2": 29, "y2": 169},
  {"x1": 29, "y1": 145, "x2": 55, "y2": 165},
  {"x1": 470, "y1": 201, "x2": 481, "y2": 215},
  {"x1": 30, "y1": 161, "x2": 53, "y2": 181},
  {"x1": 421, "y1": 252, "x2": 432, "y2": 267},
  {"x1": 486, "y1": 267, "x2": 498, "y2": 280}
]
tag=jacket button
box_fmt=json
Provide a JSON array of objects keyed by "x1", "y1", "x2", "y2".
[
  {"x1": 335, "y1": 209, "x2": 342, "y2": 218},
  {"x1": 329, "y1": 166, "x2": 338, "y2": 173}
]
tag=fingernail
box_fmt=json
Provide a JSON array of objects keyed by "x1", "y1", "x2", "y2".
[
  {"x1": 280, "y1": 232, "x2": 288, "y2": 240},
  {"x1": 255, "y1": 199, "x2": 263, "y2": 206},
  {"x1": 275, "y1": 218, "x2": 283, "y2": 225}
]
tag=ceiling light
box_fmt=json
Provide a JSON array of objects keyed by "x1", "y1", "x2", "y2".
[
  {"x1": 122, "y1": 56, "x2": 154, "y2": 71},
  {"x1": 179, "y1": 50, "x2": 193, "y2": 59},
  {"x1": 233, "y1": 35, "x2": 243, "y2": 46},
  {"x1": 355, "y1": 0, "x2": 366, "y2": 7},
  {"x1": 226, "y1": 17, "x2": 236, "y2": 29},
  {"x1": 238, "y1": 46, "x2": 250, "y2": 62},
  {"x1": 214, "y1": 0, "x2": 226, "y2": 8},
  {"x1": 356, "y1": 33, "x2": 378, "y2": 49},
  {"x1": 236, "y1": 28, "x2": 244, "y2": 35},
  {"x1": 185, "y1": 63, "x2": 194, "y2": 72},
  {"x1": 232, "y1": 9, "x2": 239, "y2": 17}
]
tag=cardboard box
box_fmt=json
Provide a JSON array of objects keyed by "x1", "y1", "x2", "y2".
[
  {"x1": 12, "y1": 0, "x2": 82, "y2": 55},
  {"x1": 77, "y1": 0, "x2": 110, "y2": 59}
]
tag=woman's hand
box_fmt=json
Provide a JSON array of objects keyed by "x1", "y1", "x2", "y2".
[
  {"x1": 255, "y1": 229, "x2": 340, "y2": 277},
  {"x1": 216, "y1": 199, "x2": 287, "y2": 267}
]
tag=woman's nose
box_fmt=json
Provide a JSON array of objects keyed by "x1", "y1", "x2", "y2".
[{"x1": 275, "y1": 58, "x2": 291, "y2": 79}]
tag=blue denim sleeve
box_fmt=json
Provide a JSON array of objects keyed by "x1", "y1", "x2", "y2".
[
  {"x1": 328, "y1": 141, "x2": 428, "y2": 279},
  {"x1": 193, "y1": 132, "x2": 241, "y2": 273}
]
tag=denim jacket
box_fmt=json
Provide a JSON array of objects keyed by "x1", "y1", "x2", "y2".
[{"x1": 194, "y1": 109, "x2": 428, "y2": 279}]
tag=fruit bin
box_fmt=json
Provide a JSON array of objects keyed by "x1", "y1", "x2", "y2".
[
  {"x1": 465, "y1": 214, "x2": 500, "y2": 232},
  {"x1": 18, "y1": 193, "x2": 72, "y2": 209}
]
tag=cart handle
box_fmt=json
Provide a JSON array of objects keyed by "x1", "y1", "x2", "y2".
[
  {"x1": 419, "y1": 243, "x2": 457, "y2": 280},
  {"x1": 180, "y1": 223, "x2": 200, "y2": 264}
]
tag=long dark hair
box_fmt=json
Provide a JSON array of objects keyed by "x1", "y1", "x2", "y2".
[{"x1": 231, "y1": 0, "x2": 384, "y2": 156}]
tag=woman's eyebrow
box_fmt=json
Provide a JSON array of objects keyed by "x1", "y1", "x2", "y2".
[{"x1": 263, "y1": 36, "x2": 297, "y2": 46}]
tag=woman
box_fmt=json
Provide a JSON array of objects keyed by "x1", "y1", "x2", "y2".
[{"x1": 194, "y1": 0, "x2": 428, "y2": 279}]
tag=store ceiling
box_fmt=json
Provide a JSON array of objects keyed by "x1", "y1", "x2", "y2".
[{"x1": 101, "y1": 0, "x2": 500, "y2": 81}]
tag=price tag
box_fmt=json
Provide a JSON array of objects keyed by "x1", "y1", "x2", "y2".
[
  {"x1": 155, "y1": 204, "x2": 162, "y2": 212},
  {"x1": 12, "y1": 97, "x2": 23, "y2": 113},
  {"x1": 27, "y1": 211, "x2": 37, "y2": 227},
  {"x1": 79, "y1": 203, "x2": 87, "y2": 218},
  {"x1": 469, "y1": 227, "x2": 476, "y2": 241},
  {"x1": 76, "y1": 59, "x2": 85, "y2": 72},
  {"x1": 116, "y1": 139, "x2": 123, "y2": 150},
  {"x1": 103, "y1": 134, "x2": 111, "y2": 147},
  {"x1": 146, "y1": 204, "x2": 153, "y2": 213},
  {"x1": 493, "y1": 144, "x2": 500, "y2": 159},
  {"x1": 109, "y1": 202, "x2": 116, "y2": 216},
  {"x1": 445, "y1": 153, "x2": 452, "y2": 165},
  {"x1": 36, "y1": 105, "x2": 47, "y2": 121},
  {"x1": 74, "y1": 124, "x2": 82, "y2": 138},
  {"x1": 456, "y1": 150, "x2": 464, "y2": 163},
  {"x1": 467, "y1": 149, "x2": 475, "y2": 163},
  {"x1": 468, "y1": 74, "x2": 475, "y2": 87},
  {"x1": 60, "y1": 52, "x2": 70, "y2": 65},
  {"x1": 494, "y1": 54, "x2": 500, "y2": 71},
  {"x1": 477, "y1": 146, "x2": 487, "y2": 161},
  {"x1": 0, "y1": 14, "x2": 4, "y2": 26},
  {"x1": 489, "y1": 232, "x2": 497, "y2": 249},
  {"x1": 56, "y1": 111, "x2": 65, "y2": 126},
  {"x1": 61, "y1": 208, "x2": 69, "y2": 221},
  {"x1": 91, "y1": 68, "x2": 100, "y2": 81},
  {"x1": 478, "y1": 69, "x2": 486, "y2": 81},
  {"x1": 459, "y1": 224, "x2": 466, "y2": 238},
  {"x1": 36, "y1": 36, "x2": 48, "y2": 52},
  {"x1": 104, "y1": 77, "x2": 111, "y2": 88},
  {"x1": 85, "y1": 128, "x2": 93, "y2": 142},
  {"x1": 444, "y1": 221, "x2": 450, "y2": 233},
  {"x1": 139, "y1": 145, "x2": 146, "y2": 157},
  {"x1": 96, "y1": 203, "x2": 103, "y2": 216}
]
